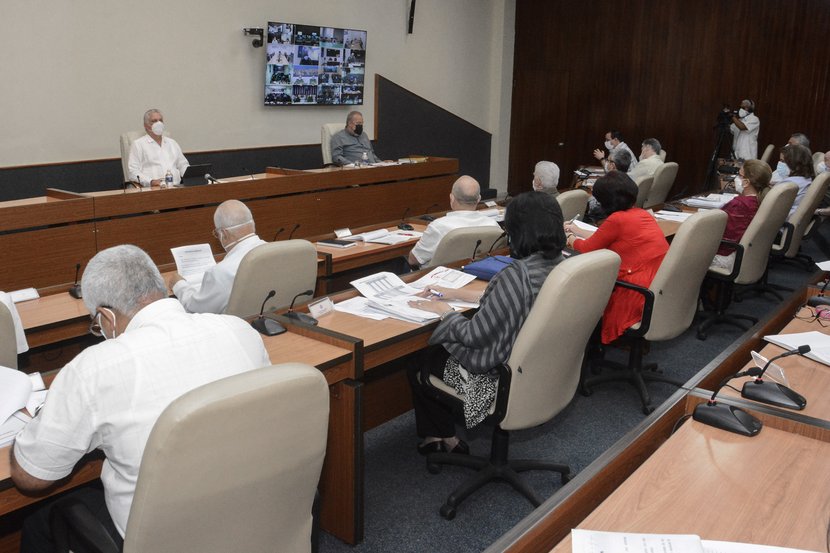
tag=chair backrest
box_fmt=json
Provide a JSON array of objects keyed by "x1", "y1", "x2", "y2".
[
  {"x1": 501, "y1": 250, "x2": 620, "y2": 431},
  {"x1": 633, "y1": 175, "x2": 654, "y2": 208},
  {"x1": 225, "y1": 240, "x2": 318, "y2": 317},
  {"x1": 320, "y1": 123, "x2": 342, "y2": 166},
  {"x1": 760, "y1": 143, "x2": 775, "y2": 165},
  {"x1": 555, "y1": 189, "x2": 589, "y2": 221},
  {"x1": 427, "y1": 226, "x2": 505, "y2": 268},
  {"x1": 646, "y1": 209, "x2": 727, "y2": 341},
  {"x1": 813, "y1": 151, "x2": 826, "y2": 175},
  {"x1": 124, "y1": 363, "x2": 329, "y2": 553},
  {"x1": 643, "y1": 162, "x2": 679, "y2": 208},
  {"x1": 658, "y1": 149, "x2": 667, "y2": 161},
  {"x1": 120, "y1": 130, "x2": 172, "y2": 183},
  {"x1": 777, "y1": 172, "x2": 830, "y2": 258},
  {"x1": 733, "y1": 182, "x2": 797, "y2": 285},
  {"x1": 0, "y1": 301, "x2": 17, "y2": 369}
]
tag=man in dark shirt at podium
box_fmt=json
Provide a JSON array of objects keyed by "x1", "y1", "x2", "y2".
[{"x1": 330, "y1": 111, "x2": 380, "y2": 166}]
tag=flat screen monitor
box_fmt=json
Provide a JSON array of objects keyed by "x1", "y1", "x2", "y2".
[{"x1": 264, "y1": 21, "x2": 367, "y2": 106}]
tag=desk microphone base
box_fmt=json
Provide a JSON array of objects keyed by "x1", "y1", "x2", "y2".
[
  {"x1": 741, "y1": 380, "x2": 806, "y2": 410},
  {"x1": 284, "y1": 311, "x2": 319, "y2": 326},
  {"x1": 251, "y1": 317, "x2": 286, "y2": 336},
  {"x1": 693, "y1": 402, "x2": 762, "y2": 437}
]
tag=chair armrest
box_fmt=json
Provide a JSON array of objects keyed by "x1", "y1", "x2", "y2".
[
  {"x1": 708, "y1": 239, "x2": 744, "y2": 281},
  {"x1": 614, "y1": 280, "x2": 655, "y2": 338},
  {"x1": 49, "y1": 496, "x2": 121, "y2": 553},
  {"x1": 772, "y1": 222, "x2": 795, "y2": 255}
]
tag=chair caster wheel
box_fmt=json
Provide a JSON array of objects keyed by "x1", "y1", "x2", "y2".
[
  {"x1": 440, "y1": 504, "x2": 456, "y2": 520},
  {"x1": 427, "y1": 463, "x2": 441, "y2": 474},
  {"x1": 642, "y1": 405, "x2": 655, "y2": 415},
  {"x1": 561, "y1": 472, "x2": 571, "y2": 484},
  {"x1": 579, "y1": 384, "x2": 593, "y2": 397},
  {"x1": 697, "y1": 330, "x2": 707, "y2": 341}
]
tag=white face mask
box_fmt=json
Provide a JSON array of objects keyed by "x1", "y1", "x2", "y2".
[
  {"x1": 604, "y1": 140, "x2": 614, "y2": 150},
  {"x1": 151, "y1": 121, "x2": 164, "y2": 136},
  {"x1": 818, "y1": 162, "x2": 828, "y2": 174},
  {"x1": 776, "y1": 161, "x2": 790, "y2": 178},
  {"x1": 532, "y1": 177, "x2": 541, "y2": 191},
  {"x1": 738, "y1": 108, "x2": 748, "y2": 118},
  {"x1": 735, "y1": 178, "x2": 744, "y2": 194}
]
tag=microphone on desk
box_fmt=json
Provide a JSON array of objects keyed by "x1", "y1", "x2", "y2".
[
  {"x1": 398, "y1": 207, "x2": 414, "y2": 231},
  {"x1": 692, "y1": 366, "x2": 764, "y2": 436},
  {"x1": 288, "y1": 224, "x2": 301, "y2": 240},
  {"x1": 420, "y1": 203, "x2": 439, "y2": 222},
  {"x1": 250, "y1": 290, "x2": 287, "y2": 336},
  {"x1": 69, "y1": 263, "x2": 83, "y2": 299},
  {"x1": 470, "y1": 239, "x2": 482, "y2": 262},
  {"x1": 486, "y1": 231, "x2": 507, "y2": 256},
  {"x1": 205, "y1": 173, "x2": 221, "y2": 184},
  {"x1": 243, "y1": 167, "x2": 255, "y2": 180},
  {"x1": 284, "y1": 289, "x2": 318, "y2": 325},
  {"x1": 741, "y1": 345, "x2": 809, "y2": 410},
  {"x1": 272, "y1": 227, "x2": 285, "y2": 242}
]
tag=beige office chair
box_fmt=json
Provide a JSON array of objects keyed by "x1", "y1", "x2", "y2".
[
  {"x1": 225, "y1": 240, "x2": 318, "y2": 317},
  {"x1": 759, "y1": 144, "x2": 775, "y2": 165},
  {"x1": 50, "y1": 363, "x2": 330, "y2": 553},
  {"x1": 633, "y1": 175, "x2": 654, "y2": 208},
  {"x1": 643, "y1": 162, "x2": 679, "y2": 209},
  {"x1": 584, "y1": 209, "x2": 727, "y2": 413},
  {"x1": 813, "y1": 151, "x2": 826, "y2": 175},
  {"x1": 773, "y1": 172, "x2": 830, "y2": 262},
  {"x1": 658, "y1": 149, "x2": 667, "y2": 162},
  {"x1": 697, "y1": 182, "x2": 798, "y2": 339},
  {"x1": 426, "y1": 226, "x2": 505, "y2": 268},
  {"x1": 0, "y1": 302, "x2": 18, "y2": 369},
  {"x1": 556, "y1": 189, "x2": 589, "y2": 221},
  {"x1": 320, "y1": 123, "x2": 342, "y2": 166},
  {"x1": 417, "y1": 250, "x2": 620, "y2": 518},
  {"x1": 120, "y1": 130, "x2": 172, "y2": 183}
]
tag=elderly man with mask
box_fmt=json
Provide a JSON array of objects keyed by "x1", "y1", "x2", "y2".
[
  {"x1": 593, "y1": 130, "x2": 638, "y2": 173},
  {"x1": 128, "y1": 108, "x2": 189, "y2": 187},
  {"x1": 330, "y1": 110, "x2": 380, "y2": 166},
  {"x1": 532, "y1": 161, "x2": 560, "y2": 198},
  {"x1": 170, "y1": 199, "x2": 266, "y2": 314},
  {"x1": 11, "y1": 245, "x2": 270, "y2": 551},
  {"x1": 728, "y1": 99, "x2": 760, "y2": 160}
]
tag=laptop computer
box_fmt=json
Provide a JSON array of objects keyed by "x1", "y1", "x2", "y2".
[{"x1": 180, "y1": 163, "x2": 213, "y2": 186}]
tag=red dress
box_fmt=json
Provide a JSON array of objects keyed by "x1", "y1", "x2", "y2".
[{"x1": 573, "y1": 208, "x2": 669, "y2": 344}]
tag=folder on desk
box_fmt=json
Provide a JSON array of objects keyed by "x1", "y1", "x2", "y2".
[{"x1": 764, "y1": 330, "x2": 830, "y2": 366}]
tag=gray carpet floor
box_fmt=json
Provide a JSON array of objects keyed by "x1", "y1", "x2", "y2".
[{"x1": 320, "y1": 227, "x2": 830, "y2": 553}]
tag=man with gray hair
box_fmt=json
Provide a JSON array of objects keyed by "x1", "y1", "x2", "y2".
[
  {"x1": 627, "y1": 138, "x2": 665, "y2": 181},
  {"x1": 128, "y1": 108, "x2": 189, "y2": 187},
  {"x1": 532, "y1": 161, "x2": 560, "y2": 198},
  {"x1": 170, "y1": 199, "x2": 266, "y2": 314},
  {"x1": 788, "y1": 132, "x2": 811, "y2": 151},
  {"x1": 408, "y1": 175, "x2": 500, "y2": 268},
  {"x1": 11, "y1": 245, "x2": 270, "y2": 550},
  {"x1": 330, "y1": 110, "x2": 380, "y2": 166}
]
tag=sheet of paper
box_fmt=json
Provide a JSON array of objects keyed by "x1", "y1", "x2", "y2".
[
  {"x1": 815, "y1": 260, "x2": 830, "y2": 271},
  {"x1": 170, "y1": 244, "x2": 216, "y2": 285},
  {"x1": 351, "y1": 272, "x2": 421, "y2": 300},
  {"x1": 9, "y1": 288, "x2": 39, "y2": 303},
  {"x1": 571, "y1": 529, "x2": 703, "y2": 553},
  {"x1": 0, "y1": 366, "x2": 33, "y2": 426},
  {"x1": 572, "y1": 220, "x2": 599, "y2": 233},
  {"x1": 333, "y1": 296, "x2": 389, "y2": 320},
  {"x1": 0, "y1": 411, "x2": 30, "y2": 448},
  {"x1": 764, "y1": 330, "x2": 830, "y2": 366},
  {"x1": 655, "y1": 210, "x2": 693, "y2": 222},
  {"x1": 702, "y1": 540, "x2": 821, "y2": 553},
  {"x1": 409, "y1": 266, "x2": 477, "y2": 290}
]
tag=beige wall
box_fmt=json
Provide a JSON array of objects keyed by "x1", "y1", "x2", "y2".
[{"x1": 0, "y1": 0, "x2": 514, "y2": 193}]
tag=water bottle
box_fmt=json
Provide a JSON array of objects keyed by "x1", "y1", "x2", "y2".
[
  {"x1": 362, "y1": 152, "x2": 369, "y2": 166},
  {"x1": 164, "y1": 170, "x2": 173, "y2": 188}
]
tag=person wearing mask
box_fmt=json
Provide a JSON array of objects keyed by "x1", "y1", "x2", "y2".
[
  {"x1": 330, "y1": 110, "x2": 380, "y2": 166},
  {"x1": 11, "y1": 245, "x2": 271, "y2": 551},
  {"x1": 170, "y1": 200, "x2": 266, "y2": 313},
  {"x1": 593, "y1": 130, "x2": 637, "y2": 172},
  {"x1": 770, "y1": 144, "x2": 815, "y2": 217},
  {"x1": 405, "y1": 191, "x2": 566, "y2": 454},
  {"x1": 565, "y1": 171, "x2": 668, "y2": 344},
  {"x1": 408, "y1": 176, "x2": 500, "y2": 269},
  {"x1": 128, "y1": 109, "x2": 189, "y2": 187},
  {"x1": 711, "y1": 159, "x2": 772, "y2": 270},
  {"x1": 531, "y1": 160, "x2": 560, "y2": 198},
  {"x1": 727, "y1": 99, "x2": 760, "y2": 160},
  {"x1": 627, "y1": 138, "x2": 665, "y2": 181}
]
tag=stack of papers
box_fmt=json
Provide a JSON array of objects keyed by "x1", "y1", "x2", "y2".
[
  {"x1": 343, "y1": 229, "x2": 422, "y2": 245},
  {"x1": 654, "y1": 210, "x2": 693, "y2": 222},
  {"x1": 171, "y1": 244, "x2": 216, "y2": 286},
  {"x1": 571, "y1": 220, "x2": 599, "y2": 234},
  {"x1": 764, "y1": 330, "x2": 830, "y2": 366},
  {"x1": 0, "y1": 367, "x2": 45, "y2": 447},
  {"x1": 349, "y1": 272, "x2": 440, "y2": 323},
  {"x1": 681, "y1": 193, "x2": 737, "y2": 209},
  {"x1": 572, "y1": 529, "x2": 820, "y2": 553}
]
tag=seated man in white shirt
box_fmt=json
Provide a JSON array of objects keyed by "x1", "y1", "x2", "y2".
[
  {"x1": 593, "y1": 130, "x2": 638, "y2": 173},
  {"x1": 627, "y1": 138, "x2": 665, "y2": 181},
  {"x1": 11, "y1": 244, "x2": 271, "y2": 552},
  {"x1": 128, "y1": 108, "x2": 189, "y2": 187},
  {"x1": 170, "y1": 199, "x2": 266, "y2": 314},
  {"x1": 408, "y1": 175, "x2": 501, "y2": 268}
]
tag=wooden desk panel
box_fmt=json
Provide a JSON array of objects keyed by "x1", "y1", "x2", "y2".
[
  {"x1": 0, "y1": 190, "x2": 93, "y2": 232},
  {"x1": 549, "y1": 420, "x2": 830, "y2": 552}
]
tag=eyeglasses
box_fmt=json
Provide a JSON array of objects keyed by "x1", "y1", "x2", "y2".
[{"x1": 89, "y1": 305, "x2": 114, "y2": 337}]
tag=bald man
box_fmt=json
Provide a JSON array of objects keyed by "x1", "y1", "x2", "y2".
[
  {"x1": 408, "y1": 176, "x2": 501, "y2": 268},
  {"x1": 170, "y1": 200, "x2": 266, "y2": 313}
]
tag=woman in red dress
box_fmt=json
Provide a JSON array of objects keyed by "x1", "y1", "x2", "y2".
[{"x1": 565, "y1": 171, "x2": 669, "y2": 343}]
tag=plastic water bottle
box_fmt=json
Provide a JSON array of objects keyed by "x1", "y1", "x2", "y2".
[
  {"x1": 362, "y1": 152, "x2": 369, "y2": 166},
  {"x1": 164, "y1": 170, "x2": 173, "y2": 188}
]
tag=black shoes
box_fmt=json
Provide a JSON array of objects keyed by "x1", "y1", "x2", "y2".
[{"x1": 417, "y1": 438, "x2": 470, "y2": 456}]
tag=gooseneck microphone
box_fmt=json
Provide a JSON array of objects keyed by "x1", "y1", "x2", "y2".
[
  {"x1": 250, "y1": 290, "x2": 286, "y2": 336},
  {"x1": 470, "y1": 239, "x2": 482, "y2": 262},
  {"x1": 272, "y1": 227, "x2": 285, "y2": 242},
  {"x1": 205, "y1": 173, "x2": 220, "y2": 184},
  {"x1": 288, "y1": 224, "x2": 301, "y2": 240},
  {"x1": 243, "y1": 167, "x2": 255, "y2": 180},
  {"x1": 69, "y1": 263, "x2": 83, "y2": 299},
  {"x1": 692, "y1": 366, "x2": 764, "y2": 436},
  {"x1": 741, "y1": 345, "x2": 809, "y2": 410},
  {"x1": 284, "y1": 289, "x2": 318, "y2": 326},
  {"x1": 420, "y1": 203, "x2": 439, "y2": 222},
  {"x1": 486, "y1": 231, "x2": 507, "y2": 256},
  {"x1": 398, "y1": 207, "x2": 413, "y2": 230}
]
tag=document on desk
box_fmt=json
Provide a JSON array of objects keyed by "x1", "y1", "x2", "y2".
[
  {"x1": 170, "y1": 244, "x2": 216, "y2": 285},
  {"x1": 351, "y1": 272, "x2": 440, "y2": 323},
  {"x1": 333, "y1": 297, "x2": 388, "y2": 320},
  {"x1": 409, "y1": 266, "x2": 476, "y2": 290},
  {"x1": 654, "y1": 210, "x2": 693, "y2": 222},
  {"x1": 764, "y1": 330, "x2": 830, "y2": 366},
  {"x1": 343, "y1": 229, "x2": 420, "y2": 245},
  {"x1": 571, "y1": 220, "x2": 599, "y2": 234},
  {"x1": 681, "y1": 193, "x2": 737, "y2": 209},
  {"x1": 571, "y1": 530, "x2": 821, "y2": 553}
]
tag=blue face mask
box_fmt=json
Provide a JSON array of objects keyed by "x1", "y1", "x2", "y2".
[{"x1": 776, "y1": 161, "x2": 790, "y2": 178}]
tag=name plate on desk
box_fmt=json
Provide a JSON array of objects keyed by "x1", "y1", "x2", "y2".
[
  {"x1": 308, "y1": 297, "x2": 335, "y2": 318},
  {"x1": 334, "y1": 228, "x2": 352, "y2": 239}
]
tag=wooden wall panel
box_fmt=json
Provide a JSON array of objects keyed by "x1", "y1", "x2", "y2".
[{"x1": 509, "y1": 0, "x2": 830, "y2": 197}]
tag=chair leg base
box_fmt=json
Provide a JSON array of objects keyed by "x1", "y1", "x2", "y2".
[
  {"x1": 583, "y1": 356, "x2": 682, "y2": 415},
  {"x1": 697, "y1": 311, "x2": 758, "y2": 340}
]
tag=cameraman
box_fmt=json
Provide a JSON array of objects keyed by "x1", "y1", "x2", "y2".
[{"x1": 727, "y1": 99, "x2": 760, "y2": 160}]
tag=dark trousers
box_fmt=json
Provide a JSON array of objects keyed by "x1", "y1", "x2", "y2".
[
  {"x1": 406, "y1": 346, "x2": 456, "y2": 439},
  {"x1": 21, "y1": 485, "x2": 123, "y2": 553}
]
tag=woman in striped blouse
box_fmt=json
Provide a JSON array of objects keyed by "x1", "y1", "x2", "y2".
[{"x1": 407, "y1": 191, "x2": 567, "y2": 455}]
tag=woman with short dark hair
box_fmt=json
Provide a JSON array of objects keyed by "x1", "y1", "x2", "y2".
[
  {"x1": 406, "y1": 191, "x2": 566, "y2": 454},
  {"x1": 565, "y1": 171, "x2": 668, "y2": 344}
]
